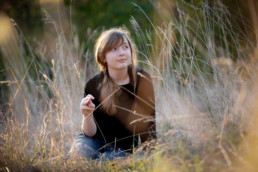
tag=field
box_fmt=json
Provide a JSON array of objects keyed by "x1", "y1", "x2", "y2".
[{"x1": 0, "y1": 1, "x2": 258, "y2": 171}]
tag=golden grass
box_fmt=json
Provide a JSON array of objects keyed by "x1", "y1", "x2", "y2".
[{"x1": 1, "y1": 1, "x2": 258, "y2": 171}]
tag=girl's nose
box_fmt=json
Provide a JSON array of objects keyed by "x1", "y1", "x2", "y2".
[{"x1": 118, "y1": 47, "x2": 125, "y2": 56}]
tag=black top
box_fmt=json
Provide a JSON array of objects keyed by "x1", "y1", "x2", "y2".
[{"x1": 83, "y1": 67, "x2": 156, "y2": 151}]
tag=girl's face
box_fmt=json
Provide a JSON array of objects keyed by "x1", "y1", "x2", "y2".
[{"x1": 105, "y1": 37, "x2": 132, "y2": 71}]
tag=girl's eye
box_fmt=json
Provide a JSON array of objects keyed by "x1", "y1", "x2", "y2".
[
  {"x1": 123, "y1": 45, "x2": 129, "y2": 49},
  {"x1": 112, "y1": 47, "x2": 117, "y2": 51}
]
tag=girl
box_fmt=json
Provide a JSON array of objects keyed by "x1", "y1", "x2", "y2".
[{"x1": 69, "y1": 28, "x2": 156, "y2": 161}]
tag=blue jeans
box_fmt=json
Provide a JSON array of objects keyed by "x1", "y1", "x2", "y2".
[{"x1": 68, "y1": 133, "x2": 127, "y2": 161}]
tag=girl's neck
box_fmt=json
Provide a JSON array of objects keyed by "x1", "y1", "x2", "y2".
[{"x1": 108, "y1": 67, "x2": 129, "y2": 85}]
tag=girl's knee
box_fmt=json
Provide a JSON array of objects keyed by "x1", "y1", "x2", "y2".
[
  {"x1": 69, "y1": 143, "x2": 97, "y2": 160},
  {"x1": 68, "y1": 134, "x2": 103, "y2": 160}
]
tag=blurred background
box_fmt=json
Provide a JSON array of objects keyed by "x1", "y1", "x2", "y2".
[
  {"x1": 0, "y1": 0, "x2": 256, "y2": 109},
  {"x1": 0, "y1": 0, "x2": 258, "y2": 171}
]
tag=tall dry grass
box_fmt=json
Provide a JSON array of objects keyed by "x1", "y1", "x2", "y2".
[{"x1": 0, "y1": 0, "x2": 258, "y2": 171}]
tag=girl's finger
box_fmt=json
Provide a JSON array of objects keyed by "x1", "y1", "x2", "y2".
[
  {"x1": 81, "y1": 105, "x2": 95, "y2": 111},
  {"x1": 81, "y1": 95, "x2": 95, "y2": 105},
  {"x1": 83, "y1": 95, "x2": 94, "y2": 103},
  {"x1": 82, "y1": 97, "x2": 90, "y2": 102},
  {"x1": 88, "y1": 102, "x2": 95, "y2": 108},
  {"x1": 86, "y1": 94, "x2": 95, "y2": 100},
  {"x1": 81, "y1": 99, "x2": 90, "y2": 105}
]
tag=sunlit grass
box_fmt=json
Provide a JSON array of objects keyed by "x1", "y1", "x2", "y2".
[{"x1": 0, "y1": 0, "x2": 258, "y2": 171}]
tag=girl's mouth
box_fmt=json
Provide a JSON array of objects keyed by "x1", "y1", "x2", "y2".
[{"x1": 118, "y1": 59, "x2": 126, "y2": 63}]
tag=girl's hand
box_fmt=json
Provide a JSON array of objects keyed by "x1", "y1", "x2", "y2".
[{"x1": 80, "y1": 94, "x2": 95, "y2": 117}]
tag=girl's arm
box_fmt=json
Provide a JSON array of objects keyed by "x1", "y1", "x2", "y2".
[
  {"x1": 80, "y1": 94, "x2": 97, "y2": 137},
  {"x1": 82, "y1": 114, "x2": 97, "y2": 137}
]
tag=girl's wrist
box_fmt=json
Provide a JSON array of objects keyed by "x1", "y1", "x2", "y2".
[{"x1": 83, "y1": 113, "x2": 93, "y2": 120}]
